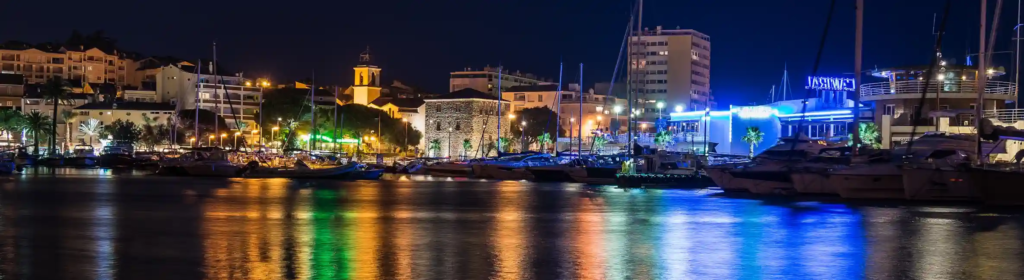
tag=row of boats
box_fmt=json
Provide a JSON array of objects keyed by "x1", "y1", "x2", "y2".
[
  {"x1": 154, "y1": 148, "x2": 384, "y2": 179},
  {"x1": 706, "y1": 133, "x2": 1024, "y2": 205}
]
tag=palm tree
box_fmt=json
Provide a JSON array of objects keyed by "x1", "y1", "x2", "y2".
[
  {"x1": 848, "y1": 122, "x2": 882, "y2": 149},
  {"x1": 0, "y1": 109, "x2": 23, "y2": 147},
  {"x1": 41, "y1": 77, "x2": 71, "y2": 155},
  {"x1": 462, "y1": 139, "x2": 472, "y2": 159},
  {"x1": 428, "y1": 139, "x2": 441, "y2": 157},
  {"x1": 79, "y1": 118, "x2": 102, "y2": 146},
  {"x1": 653, "y1": 130, "x2": 673, "y2": 150},
  {"x1": 591, "y1": 135, "x2": 607, "y2": 153},
  {"x1": 23, "y1": 111, "x2": 52, "y2": 156},
  {"x1": 741, "y1": 126, "x2": 765, "y2": 158},
  {"x1": 537, "y1": 132, "x2": 553, "y2": 154},
  {"x1": 60, "y1": 110, "x2": 77, "y2": 152}
]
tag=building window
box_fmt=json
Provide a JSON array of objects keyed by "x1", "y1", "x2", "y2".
[
  {"x1": 436, "y1": 121, "x2": 441, "y2": 131},
  {"x1": 884, "y1": 104, "x2": 895, "y2": 116},
  {"x1": 970, "y1": 103, "x2": 977, "y2": 110},
  {"x1": 537, "y1": 95, "x2": 543, "y2": 102},
  {"x1": 126, "y1": 112, "x2": 131, "y2": 116},
  {"x1": 455, "y1": 122, "x2": 461, "y2": 131},
  {"x1": 939, "y1": 105, "x2": 950, "y2": 111}
]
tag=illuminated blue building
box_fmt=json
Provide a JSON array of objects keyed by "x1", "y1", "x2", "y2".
[{"x1": 669, "y1": 76, "x2": 868, "y2": 156}]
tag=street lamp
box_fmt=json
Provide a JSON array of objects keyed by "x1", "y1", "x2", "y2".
[
  {"x1": 569, "y1": 117, "x2": 575, "y2": 150},
  {"x1": 520, "y1": 120, "x2": 526, "y2": 152},
  {"x1": 656, "y1": 101, "x2": 665, "y2": 120},
  {"x1": 208, "y1": 135, "x2": 214, "y2": 147},
  {"x1": 234, "y1": 132, "x2": 241, "y2": 150},
  {"x1": 251, "y1": 130, "x2": 258, "y2": 150},
  {"x1": 675, "y1": 105, "x2": 683, "y2": 113},
  {"x1": 402, "y1": 118, "x2": 409, "y2": 156},
  {"x1": 190, "y1": 137, "x2": 195, "y2": 147},
  {"x1": 220, "y1": 133, "x2": 227, "y2": 147},
  {"x1": 447, "y1": 127, "x2": 453, "y2": 160}
]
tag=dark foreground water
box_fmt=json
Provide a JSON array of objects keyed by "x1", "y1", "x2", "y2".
[{"x1": 1, "y1": 171, "x2": 1023, "y2": 279}]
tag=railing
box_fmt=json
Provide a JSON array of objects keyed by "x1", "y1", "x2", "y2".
[
  {"x1": 985, "y1": 109, "x2": 1024, "y2": 123},
  {"x1": 199, "y1": 83, "x2": 261, "y2": 92},
  {"x1": 861, "y1": 80, "x2": 1016, "y2": 97}
]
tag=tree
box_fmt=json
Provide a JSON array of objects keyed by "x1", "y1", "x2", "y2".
[
  {"x1": 537, "y1": 132, "x2": 553, "y2": 154},
  {"x1": 23, "y1": 112, "x2": 51, "y2": 156},
  {"x1": 741, "y1": 126, "x2": 765, "y2": 158},
  {"x1": 0, "y1": 109, "x2": 23, "y2": 147},
  {"x1": 591, "y1": 135, "x2": 607, "y2": 154},
  {"x1": 510, "y1": 107, "x2": 565, "y2": 147},
  {"x1": 41, "y1": 77, "x2": 71, "y2": 155},
  {"x1": 104, "y1": 119, "x2": 141, "y2": 147},
  {"x1": 654, "y1": 130, "x2": 673, "y2": 150},
  {"x1": 61, "y1": 110, "x2": 77, "y2": 152},
  {"x1": 79, "y1": 118, "x2": 101, "y2": 146},
  {"x1": 139, "y1": 113, "x2": 166, "y2": 151},
  {"x1": 497, "y1": 137, "x2": 513, "y2": 153},
  {"x1": 848, "y1": 122, "x2": 882, "y2": 149},
  {"x1": 428, "y1": 139, "x2": 441, "y2": 157},
  {"x1": 462, "y1": 139, "x2": 472, "y2": 159}
]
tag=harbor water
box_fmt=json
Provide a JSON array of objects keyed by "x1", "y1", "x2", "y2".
[{"x1": 0, "y1": 170, "x2": 1023, "y2": 279}]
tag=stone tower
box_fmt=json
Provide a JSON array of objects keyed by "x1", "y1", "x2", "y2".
[{"x1": 352, "y1": 47, "x2": 382, "y2": 105}]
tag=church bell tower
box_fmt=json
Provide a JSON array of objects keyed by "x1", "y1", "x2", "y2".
[{"x1": 352, "y1": 47, "x2": 382, "y2": 105}]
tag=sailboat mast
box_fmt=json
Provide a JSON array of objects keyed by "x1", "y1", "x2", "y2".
[
  {"x1": 496, "y1": 65, "x2": 503, "y2": 152},
  {"x1": 194, "y1": 59, "x2": 201, "y2": 146},
  {"x1": 310, "y1": 71, "x2": 316, "y2": 151},
  {"x1": 770, "y1": 85, "x2": 776, "y2": 103},
  {"x1": 976, "y1": 0, "x2": 991, "y2": 164},
  {"x1": 853, "y1": 0, "x2": 863, "y2": 154},
  {"x1": 213, "y1": 42, "x2": 219, "y2": 142},
  {"x1": 555, "y1": 62, "x2": 563, "y2": 156},
  {"x1": 333, "y1": 87, "x2": 338, "y2": 152},
  {"x1": 578, "y1": 63, "x2": 584, "y2": 156}
]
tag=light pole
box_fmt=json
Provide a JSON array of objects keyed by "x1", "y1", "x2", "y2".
[
  {"x1": 613, "y1": 105, "x2": 622, "y2": 135},
  {"x1": 233, "y1": 132, "x2": 240, "y2": 150},
  {"x1": 220, "y1": 133, "x2": 227, "y2": 147},
  {"x1": 569, "y1": 117, "x2": 575, "y2": 154},
  {"x1": 251, "y1": 130, "x2": 258, "y2": 151},
  {"x1": 508, "y1": 114, "x2": 516, "y2": 139},
  {"x1": 656, "y1": 101, "x2": 665, "y2": 121},
  {"x1": 190, "y1": 137, "x2": 195, "y2": 147},
  {"x1": 402, "y1": 118, "x2": 408, "y2": 156},
  {"x1": 271, "y1": 126, "x2": 280, "y2": 152},
  {"x1": 520, "y1": 120, "x2": 526, "y2": 152},
  {"x1": 208, "y1": 135, "x2": 214, "y2": 147},
  {"x1": 447, "y1": 127, "x2": 452, "y2": 160}
]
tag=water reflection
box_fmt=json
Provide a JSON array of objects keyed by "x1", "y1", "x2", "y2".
[{"x1": 0, "y1": 174, "x2": 1022, "y2": 279}]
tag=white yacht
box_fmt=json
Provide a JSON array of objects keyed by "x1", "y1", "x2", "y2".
[
  {"x1": 898, "y1": 133, "x2": 992, "y2": 201},
  {"x1": 708, "y1": 134, "x2": 832, "y2": 194},
  {"x1": 474, "y1": 153, "x2": 558, "y2": 181}
]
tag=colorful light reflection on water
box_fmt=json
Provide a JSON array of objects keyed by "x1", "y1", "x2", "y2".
[{"x1": 0, "y1": 174, "x2": 1021, "y2": 279}]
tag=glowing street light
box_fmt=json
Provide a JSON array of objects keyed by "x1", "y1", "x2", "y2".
[
  {"x1": 508, "y1": 114, "x2": 516, "y2": 120},
  {"x1": 245, "y1": 81, "x2": 252, "y2": 87},
  {"x1": 208, "y1": 135, "x2": 214, "y2": 147},
  {"x1": 675, "y1": 105, "x2": 683, "y2": 113},
  {"x1": 233, "y1": 132, "x2": 241, "y2": 149},
  {"x1": 190, "y1": 137, "x2": 196, "y2": 147},
  {"x1": 613, "y1": 105, "x2": 622, "y2": 113},
  {"x1": 220, "y1": 133, "x2": 227, "y2": 147}
]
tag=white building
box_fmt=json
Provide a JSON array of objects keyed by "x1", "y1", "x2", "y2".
[
  {"x1": 629, "y1": 26, "x2": 712, "y2": 121},
  {"x1": 449, "y1": 66, "x2": 549, "y2": 97},
  {"x1": 157, "y1": 62, "x2": 261, "y2": 131}
]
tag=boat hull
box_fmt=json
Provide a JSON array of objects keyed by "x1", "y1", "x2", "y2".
[
  {"x1": 98, "y1": 154, "x2": 134, "y2": 167},
  {"x1": 970, "y1": 168, "x2": 1024, "y2": 205},
  {"x1": 66, "y1": 157, "x2": 97, "y2": 167},
  {"x1": 831, "y1": 165, "x2": 904, "y2": 199},
  {"x1": 480, "y1": 165, "x2": 534, "y2": 181},
  {"x1": 705, "y1": 167, "x2": 748, "y2": 192},
  {"x1": 425, "y1": 165, "x2": 472, "y2": 177},
  {"x1": 571, "y1": 167, "x2": 618, "y2": 185},
  {"x1": 902, "y1": 168, "x2": 980, "y2": 201},
  {"x1": 730, "y1": 169, "x2": 795, "y2": 195},
  {"x1": 245, "y1": 165, "x2": 356, "y2": 179},
  {"x1": 183, "y1": 164, "x2": 243, "y2": 177},
  {"x1": 527, "y1": 166, "x2": 575, "y2": 182},
  {"x1": 790, "y1": 172, "x2": 838, "y2": 194}
]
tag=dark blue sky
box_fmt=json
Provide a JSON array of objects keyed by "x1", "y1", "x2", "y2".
[{"x1": 1, "y1": 0, "x2": 1020, "y2": 107}]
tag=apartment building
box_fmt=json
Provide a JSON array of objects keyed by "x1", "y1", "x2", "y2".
[
  {"x1": 0, "y1": 73, "x2": 24, "y2": 110},
  {"x1": 502, "y1": 84, "x2": 627, "y2": 135},
  {"x1": 0, "y1": 42, "x2": 138, "y2": 86},
  {"x1": 449, "y1": 66, "x2": 549, "y2": 97},
  {"x1": 160, "y1": 62, "x2": 261, "y2": 131},
  {"x1": 628, "y1": 26, "x2": 711, "y2": 121}
]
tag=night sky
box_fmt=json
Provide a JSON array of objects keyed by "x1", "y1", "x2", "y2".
[{"x1": 2, "y1": 0, "x2": 1020, "y2": 107}]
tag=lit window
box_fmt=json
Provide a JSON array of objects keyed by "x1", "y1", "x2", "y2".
[
  {"x1": 883, "y1": 104, "x2": 895, "y2": 116},
  {"x1": 691, "y1": 50, "x2": 699, "y2": 60}
]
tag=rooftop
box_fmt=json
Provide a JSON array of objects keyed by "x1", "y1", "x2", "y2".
[
  {"x1": 429, "y1": 88, "x2": 509, "y2": 102},
  {"x1": 75, "y1": 102, "x2": 176, "y2": 111},
  {"x1": 370, "y1": 97, "x2": 425, "y2": 108}
]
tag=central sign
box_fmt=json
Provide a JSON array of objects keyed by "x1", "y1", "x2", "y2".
[{"x1": 806, "y1": 76, "x2": 855, "y2": 91}]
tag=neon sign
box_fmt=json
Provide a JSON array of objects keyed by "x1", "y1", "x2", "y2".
[
  {"x1": 806, "y1": 76, "x2": 855, "y2": 91},
  {"x1": 734, "y1": 106, "x2": 775, "y2": 119}
]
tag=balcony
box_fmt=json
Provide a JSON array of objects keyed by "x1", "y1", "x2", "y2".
[
  {"x1": 861, "y1": 80, "x2": 1016, "y2": 102},
  {"x1": 199, "y1": 83, "x2": 260, "y2": 92},
  {"x1": 985, "y1": 109, "x2": 1024, "y2": 123}
]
